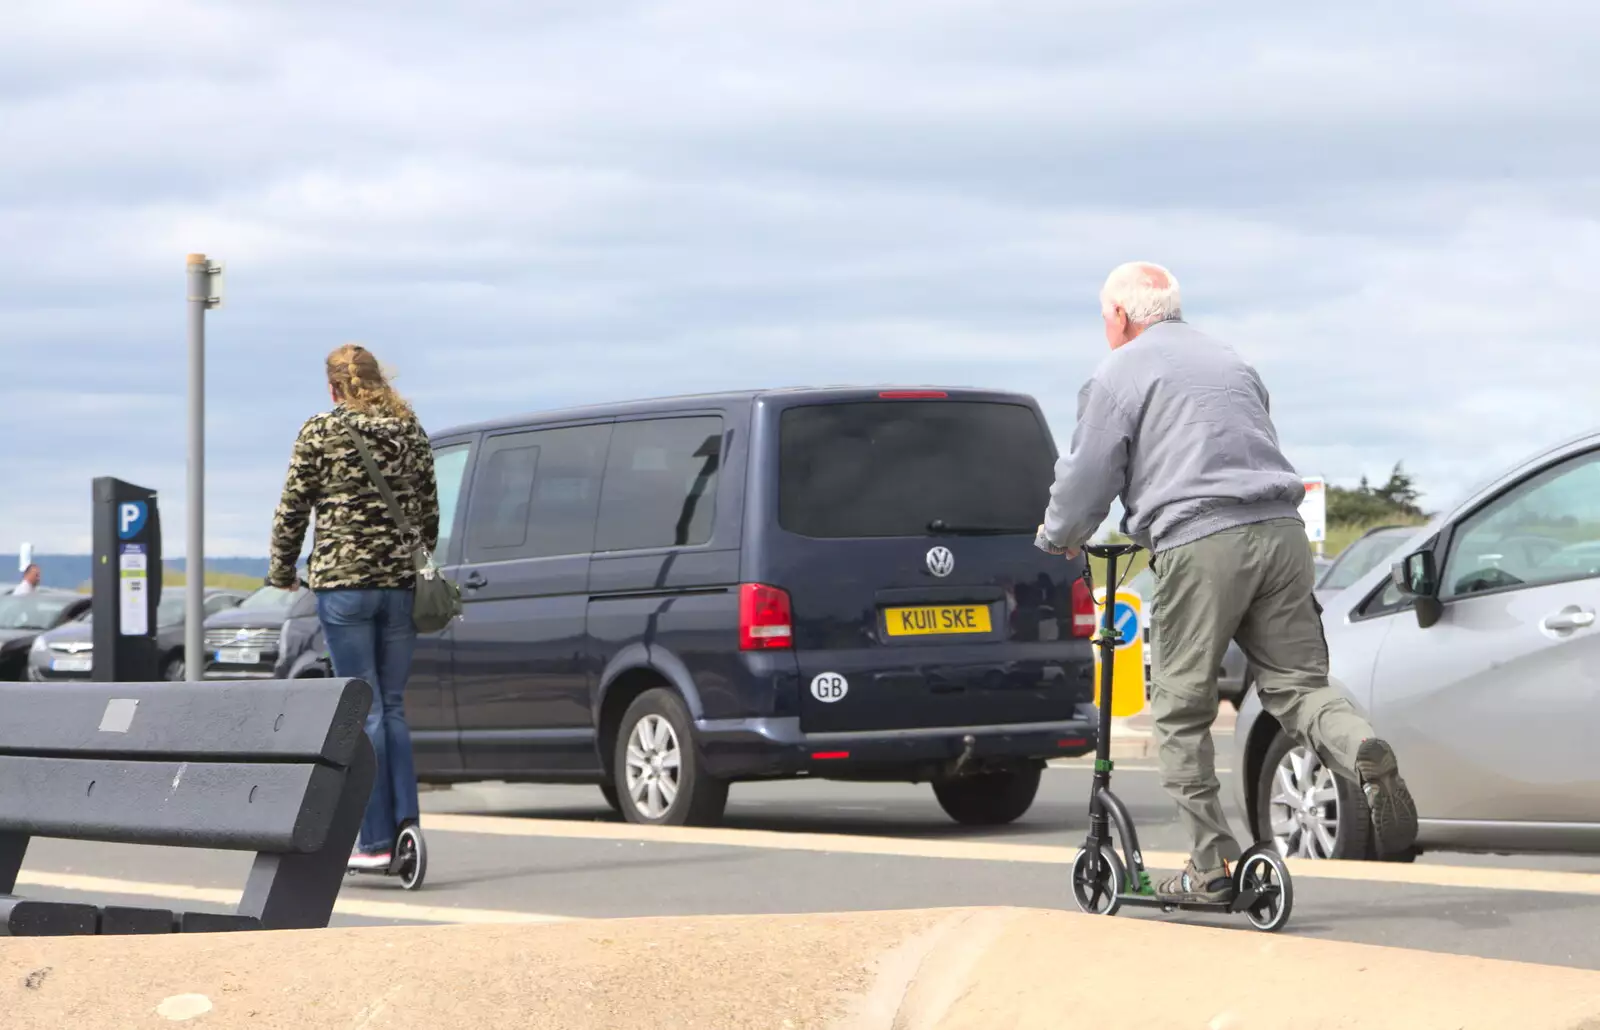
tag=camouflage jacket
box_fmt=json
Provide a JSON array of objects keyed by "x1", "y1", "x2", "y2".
[{"x1": 268, "y1": 406, "x2": 440, "y2": 591}]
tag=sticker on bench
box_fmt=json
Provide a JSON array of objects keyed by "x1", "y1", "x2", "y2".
[{"x1": 99, "y1": 698, "x2": 139, "y2": 734}]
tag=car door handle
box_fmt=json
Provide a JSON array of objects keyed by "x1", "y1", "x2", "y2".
[
  {"x1": 1542, "y1": 608, "x2": 1595, "y2": 632},
  {"x1": 463, "y1": 571, "x2": 488, "y2": 590}
]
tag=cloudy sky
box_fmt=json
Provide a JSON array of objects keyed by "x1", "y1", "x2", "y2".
[{"x1": 4, "y1": 0, "x2": 1599, "y2": 556}]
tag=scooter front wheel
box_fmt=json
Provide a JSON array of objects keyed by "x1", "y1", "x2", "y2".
[{"x1": 1070, "y1": 845, "x2": 1126, "y2": 916}]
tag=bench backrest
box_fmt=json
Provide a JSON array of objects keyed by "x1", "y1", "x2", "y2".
[
  {"x1": 0, "y1": 678, "x2": 370, "y2": 853},
  {"x1": 0, "y1": 678, "x2": 374, "y2": 934}
]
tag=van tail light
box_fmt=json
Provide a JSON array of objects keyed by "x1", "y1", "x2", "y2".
[
  {"x1": 1071, "y1": 578, "x2": 1096, "y2": 637},
  {"x1": 740, "y1": 583, "x2": 793, "y2": 650},
  {"x1": 878, "y1": 390, "x2": 948, "y2": 399}
]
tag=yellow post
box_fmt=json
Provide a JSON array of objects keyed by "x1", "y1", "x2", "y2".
[{"x1": 1092, "y1": 585, "x2": 1146, "y2": 716}]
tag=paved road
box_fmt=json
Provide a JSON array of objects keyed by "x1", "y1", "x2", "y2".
[{"x1": 18, "y1": 744, "x2": 1600, "y2": 970}]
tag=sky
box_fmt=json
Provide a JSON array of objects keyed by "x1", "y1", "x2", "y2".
[{"x1": 4, "y1": 0, "x2": 1600, "y2": 556}]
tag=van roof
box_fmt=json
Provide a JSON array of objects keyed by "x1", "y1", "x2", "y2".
[{"x1": 431, "y1": 385, "x2": 1040, "y2": 441}]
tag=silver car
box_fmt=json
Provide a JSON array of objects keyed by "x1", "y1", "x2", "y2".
[{"x1": 1234, "y1": 430, "x2": 1600, "y2": 860}]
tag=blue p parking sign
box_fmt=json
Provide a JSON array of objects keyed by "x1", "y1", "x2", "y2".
[{"x1": 118, "y1": 501, "x2": 148, "y2": 540}]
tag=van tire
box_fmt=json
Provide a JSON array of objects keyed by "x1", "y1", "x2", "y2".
[
  {"x1": 932, "y1": 765, "x2": 1042, "y2": 826},
  {"x1": 613, "y1": 688, "x2": 728, "y2": 827}
]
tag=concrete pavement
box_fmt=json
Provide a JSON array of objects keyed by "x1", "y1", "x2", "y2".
[{"x1": 7, "y1": 907, "x2": 1600, "y2": 1029}]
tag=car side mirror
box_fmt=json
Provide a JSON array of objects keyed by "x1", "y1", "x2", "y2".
[{"x1": 1390, "y1": 550, "x2": 1443, "y2": 629}]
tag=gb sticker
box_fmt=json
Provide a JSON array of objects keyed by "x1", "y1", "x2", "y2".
[{"x1": 810, "y1": 672, "x2": 849, "y2": 703}]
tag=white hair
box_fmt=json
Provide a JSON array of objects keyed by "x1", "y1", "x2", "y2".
[{"x1": 1099, "y1": 261, "x2": 1182, "y2": 326}]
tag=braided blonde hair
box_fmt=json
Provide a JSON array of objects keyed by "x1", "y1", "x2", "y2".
[{"x1": 325, "y1": 343, "x2": 413, "y2": 417}]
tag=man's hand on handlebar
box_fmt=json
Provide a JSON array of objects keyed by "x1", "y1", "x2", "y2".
[{"x1": 1034, "y1": 525, "x2": 1081, "y2": 560}]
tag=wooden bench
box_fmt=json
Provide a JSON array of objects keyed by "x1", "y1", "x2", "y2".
[{"x1": 0, "y1": 677, "x2": 374, "y2": 935}]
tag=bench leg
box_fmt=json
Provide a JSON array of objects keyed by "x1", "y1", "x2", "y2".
[
  {"x1": 236, "y1": 736, "x2": 375, "y2": 931},
  {"x1": 0, "y1": 832, "x2": 28, "y2": 895}
]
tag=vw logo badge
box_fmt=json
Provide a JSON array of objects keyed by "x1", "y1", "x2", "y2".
[
  {"x1": 926, "y1": 546, "x2": 955, "y2": 578},
  {"x1": 235, "y1": 629, "x2": 250, "y2": 642}
]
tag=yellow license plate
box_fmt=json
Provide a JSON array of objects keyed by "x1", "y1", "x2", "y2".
[{"x1": 884, "y1": 605, "x2": 992, "y2": 637}]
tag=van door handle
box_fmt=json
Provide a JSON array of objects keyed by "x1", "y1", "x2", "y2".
[
  {"x1": 1542, "y1": 608, "x2": 1595, "y2": 632},
  {"x1": 463, "y1": 571, "x2": 488, "y2": 590}
]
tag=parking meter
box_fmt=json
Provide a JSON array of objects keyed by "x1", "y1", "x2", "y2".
[{"x1": 91, "y1": 477, "x2": 163, "y2": 682}]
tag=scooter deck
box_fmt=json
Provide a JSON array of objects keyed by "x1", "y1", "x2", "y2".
[{"x1": 1113, "y1": 888, "x2": 1272, "y2": 915}]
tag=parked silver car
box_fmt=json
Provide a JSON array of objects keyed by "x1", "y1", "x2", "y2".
[{"x1": 1234, "y1": 430, "x2": 1600, "y2": 861}]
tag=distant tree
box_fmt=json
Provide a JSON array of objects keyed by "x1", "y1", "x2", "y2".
[{"x1": 1327, "y1": 462, "x2": 1426, "y2": 526}]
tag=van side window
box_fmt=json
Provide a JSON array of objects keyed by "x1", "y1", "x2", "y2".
[
  {"x1": 462, "y1": 425, "x2": 611, "y2": 562},
  {"x1": 431, "y1": 443, "x2": 474, "y2": 563},
  {"x1": 595, "y1": 417, "x2": 724, "y2": 552}
]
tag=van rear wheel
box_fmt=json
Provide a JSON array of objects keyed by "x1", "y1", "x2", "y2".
[
  {"x1": 932, "y1": 765, "x2": 1042, "y2": 826},
  {"x1": 613, "y1": 688, "x2": 729, "y2": 827}
]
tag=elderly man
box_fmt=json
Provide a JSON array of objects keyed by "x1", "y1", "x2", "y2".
[{"x1": 1035, "y1": 261, "x2": 1417, "y2": 904}]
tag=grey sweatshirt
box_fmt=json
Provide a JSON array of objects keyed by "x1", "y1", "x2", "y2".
[{"x1": 1039, "y1": 319, "x2": 1305, "y2": 554}]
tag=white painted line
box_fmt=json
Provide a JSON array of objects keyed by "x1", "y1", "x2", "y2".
[
  {"x1": 422, "y1": 813, "x2": 1600, "y2": 898},
  {"x1": 14, "y1": 870, "x2": 570, "y2": 926}
]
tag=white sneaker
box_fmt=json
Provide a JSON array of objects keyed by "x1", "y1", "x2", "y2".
[{"x1": 347, "y1": 848, "x2": 392, "y2": 871}]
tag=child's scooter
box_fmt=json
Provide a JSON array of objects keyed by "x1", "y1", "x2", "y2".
[
  {"x1": 346, "y1": 819, "x2": 427, "y2": 891},
  {"x1": 1071, "y1": 543, "x2": 1293, "y2": 932}
]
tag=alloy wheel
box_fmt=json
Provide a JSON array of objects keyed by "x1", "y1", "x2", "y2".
[
  {"x1": 624, "y1": 714, "x2": 683, "y2": 820},
  {"x1": 1268, "y1": 744, "x2": 1340, "y2": 858}
]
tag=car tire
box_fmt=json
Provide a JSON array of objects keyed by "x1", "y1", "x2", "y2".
[
  {"x1": 599, "y1": 782, "x2": 622, "y2": 814},
  {"x1": 612, "y1": 688, "x2": 728, "y2": 827},
  {"x1": 932, "y1": 764, "x2": 1043, "y2": 826},
  {"x1": 163, "y1": 656, "x2": 186, "y2": 682},
  {"x1": 1256, "y1": 730, "x2": 1373, "y2": 860}
]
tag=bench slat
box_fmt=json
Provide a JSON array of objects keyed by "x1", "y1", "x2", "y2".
[
  {"x1": 0, "y1": 756, "x2": 346, "y2": 853},
  {"x1": 0, "y1": 679, "x2": 371, "y2": 767}
]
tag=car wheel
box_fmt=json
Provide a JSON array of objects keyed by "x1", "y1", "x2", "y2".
[
  {"x1": 1256, "y1": 730, "x2": 1373, "y2": 860},
  {"x1": 163, "y1": 656, "x2": 186, "y2": 682},
  {"x1": 613, "y1": 688, "x2": 728, "y2": 827},
  {"x1": 932, "y1": 765, "x2": 1043, "y2": 826}
]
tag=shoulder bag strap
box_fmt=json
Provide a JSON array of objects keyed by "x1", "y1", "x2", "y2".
[{"x1": 340, "y1": 422, "x2": 423, "y2": 554}]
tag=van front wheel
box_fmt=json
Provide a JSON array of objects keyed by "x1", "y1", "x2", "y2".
[
  {"x1": 932, "y1": 765, "x2": 1042, "y2": 826},
  {"x1": 613, "y1": 688, "x2": 729, "y2": 827}
]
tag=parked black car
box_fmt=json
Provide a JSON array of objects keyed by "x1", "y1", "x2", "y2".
[
  {"x1": 28, "y1": 588, "x2": 247, "y2": 682},
  {"x1": 406, "y1": 387, "x2": 1100, "y2": 828},
  {"x1": 0, "y1": 589, "x2": 94, "y2": 680},
  {"x1": 202, "y1": 583, "x2": 300, "y2": 679}
]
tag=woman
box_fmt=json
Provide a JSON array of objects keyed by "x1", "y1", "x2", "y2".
[{"x1": 268, "y1": 343, "x2": 440, "y2": 869}]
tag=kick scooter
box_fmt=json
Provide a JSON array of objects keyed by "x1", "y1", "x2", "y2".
[
  {"x1": 1070, "y1": 543, "x2": 1293, "y2": 932},
  {"x1": 346, "y1": 818, "x2": 428, "y2": 891}
]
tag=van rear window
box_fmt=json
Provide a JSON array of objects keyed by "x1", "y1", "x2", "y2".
[{"x1": 778, "y1": 400, "x2": 1056, "y2": 538}]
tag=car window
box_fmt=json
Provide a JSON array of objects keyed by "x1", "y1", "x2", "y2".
[
  {"x1": 0, "y1": 595, "x2": 75, "y2": 630},
  {"x1": 778, "y1": 400, "x2": 1055, "y2": 538},
  {"x1": 1441, "y1": 450, "x2": 1600, "y2": 599},
  {"x1": 238, "y1": 585, "x2": 293, "y2": 612},
  {"x1": 594, "y1": 417, "x2": 723, "y2": 552},
  {"x1": 463, "y1": 425, "x2": 611, "y2": 562},
  {"x1": 203, "y1": 594, "x2": 239, "y2": 617},
  {"x1": 1318, "y1": 528, "x2": 1412, "y2": 592},
  {"x1": 431, "y1": 443, "x2": 473, "y2": 563}
]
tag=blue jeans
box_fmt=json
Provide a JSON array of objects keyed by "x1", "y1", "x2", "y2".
[{"x1": 316, "y1": 588, "x2": 419, "y2": 852}]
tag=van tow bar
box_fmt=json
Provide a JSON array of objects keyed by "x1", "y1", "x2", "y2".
[{"x1": 951, "y1": 734, "x2": 978, "y2": 775}]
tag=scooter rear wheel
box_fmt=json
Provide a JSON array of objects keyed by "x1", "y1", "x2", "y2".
[
  {"x1": 1070, "y1": 845, "x2": 1126, "y2": 916},
  {"x1": 1235, "y1": 846, "x2": 1292, "y2": 932},
  {"x1": 396, "y1": 824, "x2": 427, "y2": 891}
]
